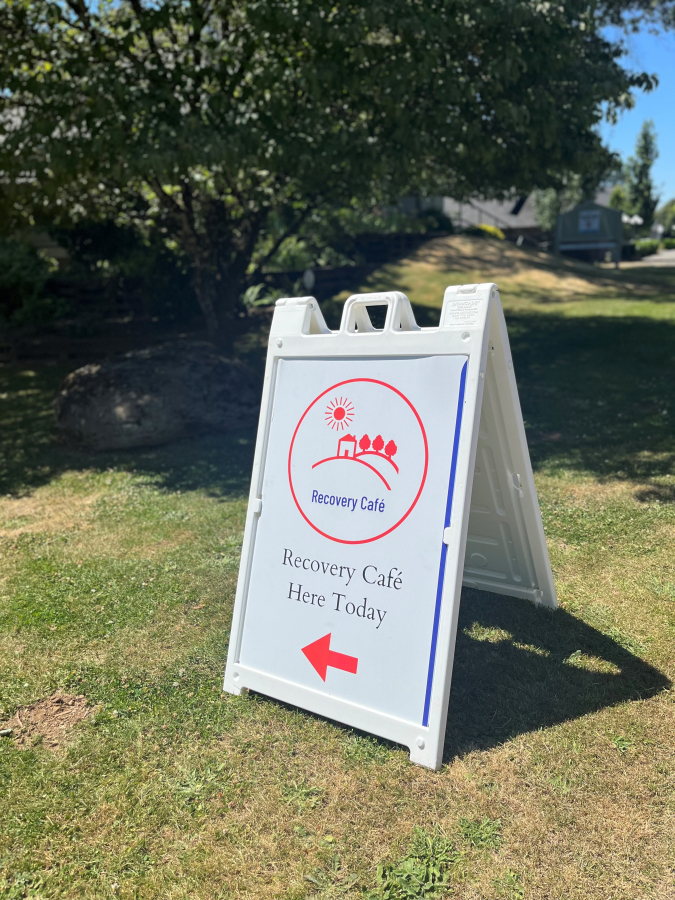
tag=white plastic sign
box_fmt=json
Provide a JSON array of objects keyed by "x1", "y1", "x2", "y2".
[{"x1": 224, "y1": 285, "x2": 556, "y2": 770}]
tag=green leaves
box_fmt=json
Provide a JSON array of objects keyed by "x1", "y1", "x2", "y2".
[
  {"x1": 612, "y1": 735, "x2": 634, "y2": 754},
  {"x1": 372, "y1": 827, "x2": 459, "y2": 899},
  {"x1": 1, "y1": 0, "x2": 670, "y2": 332},
  {"x1": 281, "y1": 777, "x2": 324, "y2": 812},
  {"x1": 458, "y1": 817, "x2": 502, "y2": 850}
]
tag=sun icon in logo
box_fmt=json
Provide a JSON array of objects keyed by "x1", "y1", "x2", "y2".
[{"x1": 325, "y1": 397, "x2": 354, "y2": 431}]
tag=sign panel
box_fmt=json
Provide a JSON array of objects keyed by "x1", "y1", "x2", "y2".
[
  {"x1": 224, "y1": 287, "x2": 556, "y2": 769},
  {"x1": 239, "y1": 356, "x2": 466, "y2": 726}
]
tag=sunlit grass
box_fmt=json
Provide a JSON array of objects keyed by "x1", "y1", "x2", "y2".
[{"x1": 0, "y1": 237, "x2": 674, "y2": 898}]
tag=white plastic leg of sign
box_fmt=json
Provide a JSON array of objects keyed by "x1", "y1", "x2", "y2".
[
  {"x1": 223, "y1": 284, "x2": 556, "y2": 771},
  {"x1": 450, "y1": 286, "x2": 557, "y2": 608}
]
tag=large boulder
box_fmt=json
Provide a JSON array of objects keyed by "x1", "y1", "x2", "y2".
[{"x1": 54, "y1": 341, "x2": 261, "y2": 449}]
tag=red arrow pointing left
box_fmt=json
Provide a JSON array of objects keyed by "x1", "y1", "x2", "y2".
[{"x1": 302, "y1": 633, "x2": 358, "y2": 681}]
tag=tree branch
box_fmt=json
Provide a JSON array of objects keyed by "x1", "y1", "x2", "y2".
[
  {"x1": 62, "y1": 0, "x2": 169, "y2": 93},
  {"x1": 247, "y1": 203, "x2": 316, "y2": 285},
  {"x1": 150, "y1": 177, "x2": 201, "y2": 253},
  {"x1": 64, "y1": 0, "x2": 92, "y2": 29},
  {"x1": 128, "y1": 0, "x2": 171, "y2": 77},
  {"x1": 180, "y1": 179, "x2": 196, "y2": 232}
]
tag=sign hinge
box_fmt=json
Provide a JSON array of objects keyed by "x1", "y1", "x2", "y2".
[{"x1": 511, "y1": 473, "x2": 524, "y2": 497}]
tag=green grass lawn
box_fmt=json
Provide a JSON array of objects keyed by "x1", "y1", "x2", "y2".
[{"x1": 1, "y1": 237, "x2": 674, "y2": 899}]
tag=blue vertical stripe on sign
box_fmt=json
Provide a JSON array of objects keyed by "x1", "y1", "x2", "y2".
[{"x1": 422, "y1": 360, "x2": 468, "y2": 727}]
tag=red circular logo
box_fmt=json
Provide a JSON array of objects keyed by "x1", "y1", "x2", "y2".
[{"x1": 288, "y1": 379, "x2": 428, "y2": 544}]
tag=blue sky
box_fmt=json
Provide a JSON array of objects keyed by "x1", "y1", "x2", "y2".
[{"x1": 599, "y1": 27, "x2": 675, "y2": 207}]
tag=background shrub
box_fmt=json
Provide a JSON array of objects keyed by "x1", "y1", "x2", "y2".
[
  {"x1": 49, "y1": 221, "x2": 199, "y2": 323},
  {"x1": 478, "y1": 224, "x2": 506, "y2": 240},
  {"x1": 0, "y1": 239, "x2": 56, "y2": 325},
  {"x1": 634, "y1": 239, "x2": 660, "y2": 258},
  {"x1": 464, "y1": 224, "x2": 505, "y2": 241}
]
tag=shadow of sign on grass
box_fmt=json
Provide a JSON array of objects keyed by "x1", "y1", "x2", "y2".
[
  {"x1": 443, "y1": 588, "x2": 671, "y2": 761},
  {"x1": 246, "y1": 584, "x2": 670, "y2": 764}
]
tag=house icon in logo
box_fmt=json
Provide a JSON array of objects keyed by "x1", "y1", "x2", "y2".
[{"x1": 337, "y1": 434, "x2": 357, "y2": 458}]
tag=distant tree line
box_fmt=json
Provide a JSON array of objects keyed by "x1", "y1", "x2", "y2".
[{"x1": 609, "y1": 121, "x2": 660, "y2": 231}]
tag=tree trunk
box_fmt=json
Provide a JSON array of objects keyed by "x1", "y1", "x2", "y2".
[
  {"x1": 187, "y1": 207, "x2": 264, "y2": 341},
  {"x1": 193, "y1": 267, "x2": 221, "y2": 339},
  {"x1": 192, "y1": 264, "x2": 247, "y2": 351}
]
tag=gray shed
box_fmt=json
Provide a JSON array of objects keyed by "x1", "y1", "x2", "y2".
[{"x1": 555, "y1": 201, "x2": 622, "y2": 266}]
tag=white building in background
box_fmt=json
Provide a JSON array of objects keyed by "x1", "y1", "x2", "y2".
[{"x1": 441, "y1": 195, "x2": 539, "y2": 235}]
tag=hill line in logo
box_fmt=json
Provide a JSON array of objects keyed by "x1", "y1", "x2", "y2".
[{"x1": 312, "y1": 432, "x2": 399, "y2": 490}]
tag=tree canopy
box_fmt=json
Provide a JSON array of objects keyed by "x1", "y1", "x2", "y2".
[
  {"x1": 656, "y1": 198, "x2": 675, "y2": 237},
  {"x1": 609, "y1": 120, "x2": 660, "y2": 230},
  {"x1": 626, "y1": 120, "x2": 660, "y2": 229},
  {"x1": 0, "y1": 0, "x2": 671, "y2": 335}
]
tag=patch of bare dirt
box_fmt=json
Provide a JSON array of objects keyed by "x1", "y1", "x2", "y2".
[{"x1": 1, "y1": 693, "x2": 96, "y2": 750}]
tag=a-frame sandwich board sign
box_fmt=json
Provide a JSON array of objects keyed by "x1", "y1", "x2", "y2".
[{"x1": 223, "y1": 283, "x2": 556, "y2": 770}]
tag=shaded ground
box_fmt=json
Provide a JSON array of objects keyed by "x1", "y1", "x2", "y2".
[
  {"x1": 3, "y1": 309, "x2": 673, "y2": 501},
  {"x1": 446, "y1": 589, "x2": 670, "y2": 760}
]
